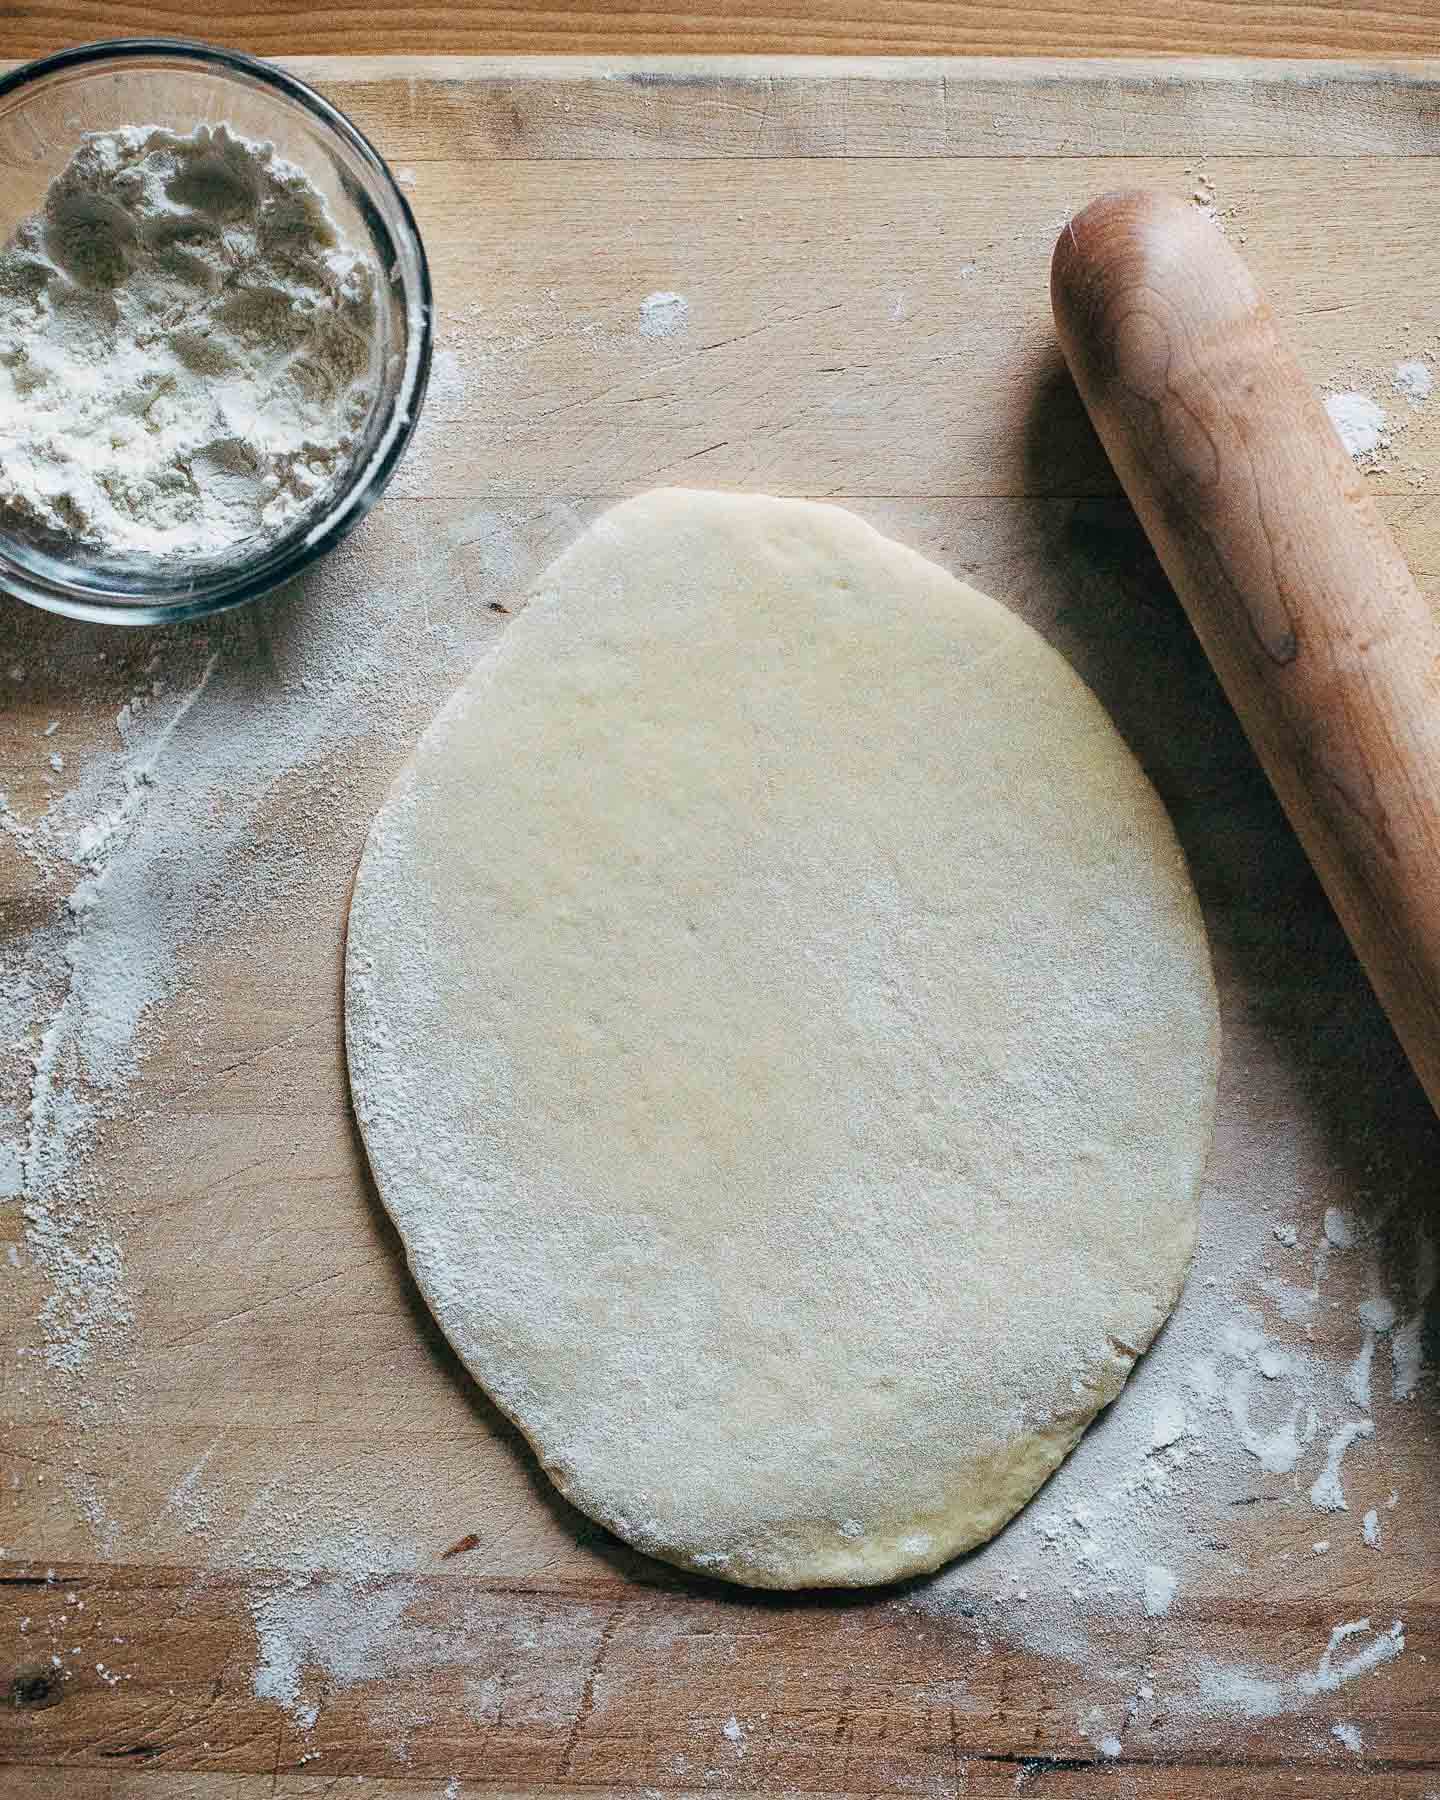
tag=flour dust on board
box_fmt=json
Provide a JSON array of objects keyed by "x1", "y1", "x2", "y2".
[
  {"x1": 1, "y1": 488, "x2": 589, "y2": 1521},
  {"x1": 2, "y1": 299, "x2": 1439, "y2": 1764}
]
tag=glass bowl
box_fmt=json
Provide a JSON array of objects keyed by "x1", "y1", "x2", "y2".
[{"x1": 0, "y1": 37, "x2": 432, "y2": 624}]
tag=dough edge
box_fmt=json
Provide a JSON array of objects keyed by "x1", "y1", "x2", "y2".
[
  {"x1": 445, "y1": 1287, "x2": 1180, "y2": 1589},
  {"x1": 345, "y1": 487, "x2": 1220, "y2": 1591}
]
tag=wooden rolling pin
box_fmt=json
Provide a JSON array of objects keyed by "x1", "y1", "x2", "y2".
[{"x1": 1051, "y1": 191, "x2": 1440, "y2": 1119}]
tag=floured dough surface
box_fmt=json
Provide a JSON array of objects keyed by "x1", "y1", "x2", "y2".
[{"x1": 346, "y1": 489, "x2": 1218, "y2": 1589}]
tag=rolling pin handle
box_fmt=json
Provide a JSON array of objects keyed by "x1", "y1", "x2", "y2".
[{"x1": 1052, "y1": 190, "x2": 1440, "y2": 1119}]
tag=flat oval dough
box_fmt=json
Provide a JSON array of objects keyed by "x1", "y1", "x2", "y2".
[{"x1": 346, "y1": 488, "x2": 1218, "y2": 1589}]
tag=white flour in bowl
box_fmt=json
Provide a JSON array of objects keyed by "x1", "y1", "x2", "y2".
[{"x1": 0, "y1": 123, "x2": 377, "y2": 560}]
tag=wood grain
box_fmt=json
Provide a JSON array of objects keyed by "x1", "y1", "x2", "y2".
[
  {"x1": 257, "y1": 57, "x2": 1440, "y2": 160},
  {"x1": 0, "y1": 2, "x2": 1437, "y2": 61},
  {"x1": 3, "y1": 1561, "x2": 1439, "y2": 1782},
  {"x1": 4, "y1": 55, "x2": 1440, "y2": 1800}
]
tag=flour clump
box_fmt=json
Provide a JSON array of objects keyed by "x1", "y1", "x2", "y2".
[{"x1": 0, "y1": 124, "x2": 377, "y2": 559}]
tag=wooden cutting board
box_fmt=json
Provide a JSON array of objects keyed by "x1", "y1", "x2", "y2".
[{"x1": 4, "y1": 57, "x2": 1440, "y2": 1799}]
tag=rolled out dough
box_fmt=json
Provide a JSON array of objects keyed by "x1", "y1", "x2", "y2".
[{"x1": 346, "y1": 489, "x2": 1218, "y2": 1588}]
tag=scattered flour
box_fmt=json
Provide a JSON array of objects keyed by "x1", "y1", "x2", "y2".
[
  {"x1": 1260, "y1": 1275, "x2": 1317, "y2": 1323},
  {"x1": 1191, "y1": 173, "x2": 1218, "y2": 221},
  {"x1": 1362, "y1": 1509, "x2": 1381, "y2": 1549},
  {"x1": 1360, "y1": 1296, "x2": 1398, "y2": 1332},
  {"x1": 1308, "y1": 1620, "x2": 1405, "y2": 1694},
  {"x1": 1150, "y1": 1394, "x2": 1186, "y2": 1449},
  {"x1": 1, "y1": 493, "x2": 598, "y2": 1664},
  {"x1": 1392, "y1": 1316, "x2": 1425, "y2": 1398},
  {"x1": 167, "y1": 1436, "x2": 227, "y2": 1538},
  {"x1": 1393, "y1": 359, "x2": 1433, "y2": 403},
  {"x1": 1325, "y1": 392, "x2": 1389, "y2": 460},
  {"x1": 1142, "y1": 1564, "x2": 1177, "y2": 1619},
  {"x1": 251, "y1": 1571, "x2": 439, "y2": 1717},
  {"x1": 1201, "y1": 1336, "x2": 1305, "y2": 1474},
  {"x1": 1390, "y1": 1233, "x2": 1435, "y2": 1400},
  {"x1": 1331, "y1": 1720, "x2": 1364, "y2": 1754},
  {"x1": 639, "y1": 291, "x2": 690, "y2": 339},
  {"x1": 1323, "y1": 1206, "x2": 1359, "y2": 1250},
  {"x1": 2, "y1": 502, "x2": 565, "y2": 1383},
  {"x1": 1345, "y1": 1296, "x2": 1399, "y2": 1413},
  {"x1": 1, "y1": 492, "x2": 656, "y2": 1770},
  {"x1": 425, "y1": 345, "x2": 469, "y2": 414},
  {"x1": 174, "y1": 1464, "x2": 634, "y2": 1753},
  {"x1": 247, "y1": 1562, "x2": 622, "y2": 1753},
  {"x1": 918, "y1": 1179, "x2": 1430, "y2": 1744},
  {"x1": 1345, "y1": 1329, "x2": 1378, "y2": 1411},
  {"x1": 1193, "y1": 1619, "x2": 1404, "y2": 1720},
  {"x1": 1309, "y1": 1420, "x2": 1374, "y2": 1512}
]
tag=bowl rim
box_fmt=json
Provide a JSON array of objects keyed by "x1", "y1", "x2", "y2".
[{"x1": 0, "y1": 35, "x2": 434, "y2": 626}]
